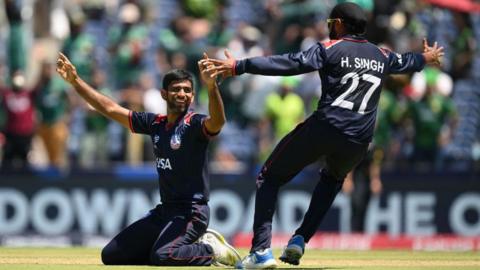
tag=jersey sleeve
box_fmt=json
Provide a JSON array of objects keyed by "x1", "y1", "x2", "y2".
[
  {"x1": 190, "y1": 113, "x2": 219, "y2": 141},
  {"x1": 386, "y1": 49, "x2": 426, "y2": 74},
  {"x1": 235, "y1": 42, "x2": 326, "y2": 76},
  {"x1": 129, "y1": 111, "x2": 157, "y2": 135}
]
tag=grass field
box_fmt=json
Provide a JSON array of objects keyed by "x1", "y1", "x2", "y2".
[{"x1": 0, "y1": 247, "x2": 479, "y2": 269}]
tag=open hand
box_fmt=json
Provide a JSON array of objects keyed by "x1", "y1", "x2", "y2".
[
  {"x1": 423, "y1": 38, "x2": 444, "y2": 66},
  {"x1": 200, "y1": 49, "x2": 236, "y2": 78},
  {"x1": 56, "y1": 52, "x2": 78, "y2": 84}
]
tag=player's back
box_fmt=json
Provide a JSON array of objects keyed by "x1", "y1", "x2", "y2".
[
  {"x1": 235, "y1": 34, "x2": 424, "y2": 144},
  {"x1": 315, "y1": 36, "x2": 394, "y2": 144}
]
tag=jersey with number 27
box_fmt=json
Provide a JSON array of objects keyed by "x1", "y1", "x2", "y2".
[{"x1": 234, "y1": 34, "x2": 426, "y2": 144}]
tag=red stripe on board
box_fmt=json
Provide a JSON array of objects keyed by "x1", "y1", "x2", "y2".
[{"x1": 232, "y1": 233, "x2": 480, "y2": 251}]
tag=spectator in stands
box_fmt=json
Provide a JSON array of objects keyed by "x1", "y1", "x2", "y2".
[
  {"x1": 406, "y1": 67, "x2": 457, "y2": 169},
  {"x1": 156, "y1": 15, "x2": 205, "y2": 84},
  {"x1": 108, "y1": 2, "x2": 148, "y2": 89},
  {"x1": 259, "y1": 77, "x2": 304, "y2": 161},
  {"x1": 206, "y1": 4, "x2": 234, "y2": 48},
  {"x1": 2, "y1": 0, "x2": 30, "y2": 170},
  {"x1": 0, "y1": 64, "x2": 6, "y2": 164},
  {"x1": 222, "y1": 25, "x2": 266, "y2": 125},
  {"x1": 264, "y1": 0, "x2": 330, "y2": 54},
  {"x1": 62, "y1": 10, "x2": 95, "y2": 84},
  {"x1": 35, "y1": 61, "x2": 70, "y2": 169},
  {"x1": 450, "y1": 11, "x2": 476, "y2": 80},
  {"x1": 79, "y1": 69, "x2": 112, "y2": 168},
  {"x1": 5, "y1": 0, "x2": 26, "y2": 74},
  {"x1": 0, "y1": 71, "x2": 36, "y2": 171},
  {"x1": 107, "y1": 2, "x2": 149, "y2": 165},
  {"x1": 156, "y1": 17, "x2": 191, "y2": 73}
]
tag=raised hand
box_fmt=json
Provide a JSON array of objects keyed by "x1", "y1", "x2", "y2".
[
  {"x1": 56, "y1": 52, "x2": 78, "y2": 84},
  {"x1": 202, "y1": 49, "x2": 236, "y2": 78},
  {"x1": 198, "y1": 52, "x2": 217, "y2": 87},
  {"x1": 423, "y1": 38, "x2": 444, "y2": 66}
]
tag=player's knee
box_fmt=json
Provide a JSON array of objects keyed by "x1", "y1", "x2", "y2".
[
  {"x1": 101, "y1": 245, "x2": 117, "y2": 265},
  {"x1": 256, "y1": 169, "x2": 286, "y2": 188}
]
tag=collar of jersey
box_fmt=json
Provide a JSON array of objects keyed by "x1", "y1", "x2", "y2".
[
  {"x1": 165, "y1": 110, "x2": 190, "y2": 131},
  {"x1": 342, "y1": 34, "x2": 367, "y2": 43}
]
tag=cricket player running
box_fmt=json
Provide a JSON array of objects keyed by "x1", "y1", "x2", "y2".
[
  {"x1": 202, "y1": 2, "x2": 444, "y2": 269},
  {"x1": 56, "y1": 52, "x2": 241, "y2": 266}
]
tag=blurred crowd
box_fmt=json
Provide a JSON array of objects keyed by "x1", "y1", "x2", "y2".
[{"x1": 0, "y1": 0, "x2": 479, "y2": 173}]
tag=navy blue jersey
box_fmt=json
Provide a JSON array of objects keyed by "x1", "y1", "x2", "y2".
[
  {"x1": 235, "y1": 35, "x2": 425, "y2": 143},
  {"x1": 129, "y1": 111, "x2": 213, "y2": 204}
]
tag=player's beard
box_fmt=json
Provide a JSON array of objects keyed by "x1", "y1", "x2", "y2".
[{"x1": 167, "y1": 99, "x2": 191, "y2": 115}]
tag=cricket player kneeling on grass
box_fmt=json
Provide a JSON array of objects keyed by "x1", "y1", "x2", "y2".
[{"x1": 56, "y1": 52, "x2": 241, "y2": 266}]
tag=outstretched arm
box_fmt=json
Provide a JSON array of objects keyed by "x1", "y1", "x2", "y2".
[
  {"x1": 205, "y1": 44, "x2": 325, "y2": 78},
  {"x1": 198, "y1": 53, "x2": 226, "y2": 135},
  {"x1": 389, "y1": 38, "x2": 444, "y2": 74},
  {"x1": 56, "y1": 53, "x2": 130, "y2": 129}
]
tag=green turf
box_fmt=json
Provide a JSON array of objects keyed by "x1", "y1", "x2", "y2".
[{"x1": 0, "y1": 247, "x2": 479, "y2": 269}]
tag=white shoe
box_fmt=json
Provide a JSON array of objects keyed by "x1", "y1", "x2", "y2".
[
  {"x1": 199, "y1": 228, "x2": 241, "y2": 266},
  {"x1": 238, "y1": 248, "x2": 277, "y2": 269}
]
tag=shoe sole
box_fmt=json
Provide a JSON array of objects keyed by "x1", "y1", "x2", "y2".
[
  {"x1": 206, "y1": 229, "x2": 242, "y2": 262},
  {"x1": 279, "y1": 245, "x2": 302, "y2": 265}
]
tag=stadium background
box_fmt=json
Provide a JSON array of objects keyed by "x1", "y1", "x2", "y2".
[{"x1": 0, "y1": 0, "x2": 479, "y2": 251}]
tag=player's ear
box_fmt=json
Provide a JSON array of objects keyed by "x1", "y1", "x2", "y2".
[
  {"x1": 160, "y1": 89, "x2": 167, "y2": 100},
  {"x1": 338, "y1": 21, "x2": 347, "y2": 35}
]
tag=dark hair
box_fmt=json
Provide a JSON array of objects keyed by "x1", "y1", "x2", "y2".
[
  {"x1": 162, "y1": 69, "x2": 194, "y2": 90},
  {"x1": 329, "y1": 2, "x2": 367, "y2": 35}
]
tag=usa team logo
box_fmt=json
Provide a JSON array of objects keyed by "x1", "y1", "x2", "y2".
[
  {"x1": 170, "y1": 118, "x2": 188, "y2": 150},
  {"x1": 170, "y1": 134, "x2": 181, "y2": 150},
  {"x1": 153, "y1": 135, "x2": 160, "y2": 149}
]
